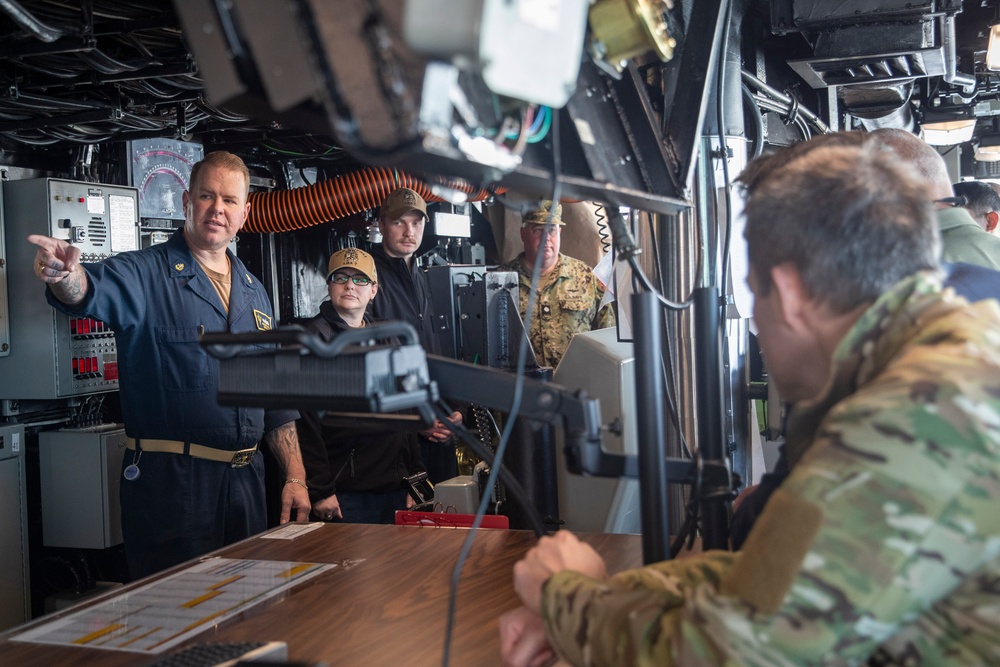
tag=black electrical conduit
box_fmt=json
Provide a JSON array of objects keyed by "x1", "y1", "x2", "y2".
[{"x1": 0, "y1": 0, "x2": 67, "y2": 43}]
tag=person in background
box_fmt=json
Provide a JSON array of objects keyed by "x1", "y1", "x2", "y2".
[
  {"x1": 732, "y1": 132, "x2": 1000, "y2": 550},
  {"x1": 297, "y1": 248, "x2": 424, "y2": 524},
  {"x1": 953, "y1": 179, "x2": 1000, "y2": 234},
  {"x1": 28, "y1": 151, "x2": 310, "y2": 580},
  {"x1": 989, "y1": 182, "x2": 1000, "y2": 236},
  {"x1": 500, "y1": 140, "x2": 1000, "y2": 666},
  {"x1": 498, "y1": 201, "x2": 615, "y2": 369},
  {"x1": 868, "y1": 128, "x2": 1000, "y2": 270},
  {"x1": 370, "y1": 186, "x2": 461, "y2": 484}
]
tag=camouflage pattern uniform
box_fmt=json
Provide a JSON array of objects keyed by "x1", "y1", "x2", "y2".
[
  {"x1": 499, "y1": 253, "x2": 615, "y2": 368},
  {"x1": 540, "y1": 271, "x2": 1000, "y2": 666}
]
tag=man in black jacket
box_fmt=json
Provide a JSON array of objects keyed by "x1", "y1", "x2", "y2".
[
  {"x1": 370, "y1": 187, "x2": 440, "y2": 352},
  {"x1": 297, "y1": 248, "x2": 425, "y2": 524},
  {"x1": 370, "y1": 187, "x2": 461, "y2": 483}
]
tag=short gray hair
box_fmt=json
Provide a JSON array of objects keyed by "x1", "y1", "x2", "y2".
[{"x1": 744, "y1": 143, "x2": 940, "y2": 313}]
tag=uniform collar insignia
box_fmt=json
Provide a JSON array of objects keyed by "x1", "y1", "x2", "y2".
[
  {"x1": 254, "y1": 310, "x2": 272, "y2": 331},
  {"x1": 174, "y1": 263, "x2": 184, "y2": 271},
  {"x1": 246, "y1": 273, "x2": 253, "y2": 284}
]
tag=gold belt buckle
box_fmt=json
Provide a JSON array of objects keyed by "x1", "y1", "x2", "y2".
[{"x1": 230, "y1": 448, "x2": 255, "y2": 468}]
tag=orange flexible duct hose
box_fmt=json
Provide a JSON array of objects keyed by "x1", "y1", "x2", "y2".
[{"x1": 244, "y1": 166, "x2": 497, "y2": 233}]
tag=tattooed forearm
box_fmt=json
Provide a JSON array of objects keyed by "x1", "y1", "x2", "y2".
[
  {"x1": 265, "y1": 421, "x2": 305, "y2": 477},
  {"x1": 51, "y1": 266, "x2": 88, "y2": 305}
]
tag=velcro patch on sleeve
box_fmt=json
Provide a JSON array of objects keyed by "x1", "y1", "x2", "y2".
[{"x1": 719, "y1": 487, "x2": 823, "y2": 614}]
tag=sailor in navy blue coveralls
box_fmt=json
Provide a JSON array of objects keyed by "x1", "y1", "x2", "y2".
[{"x1": 30, "y1": 153, "x2": 310, "y2": 579}]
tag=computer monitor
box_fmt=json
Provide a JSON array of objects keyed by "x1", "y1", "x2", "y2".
[{"x1": 554, "y1": 327, "x2": 640, "y2": 533}]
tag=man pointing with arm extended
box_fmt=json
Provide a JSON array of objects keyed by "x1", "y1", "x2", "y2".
[{"x1": 30, "y1": 151, "x2": 310, "y2": 580}]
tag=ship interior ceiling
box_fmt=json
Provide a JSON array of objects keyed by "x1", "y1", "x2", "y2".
[{"x1": 1, "y1": 0, "x2": 999, "y2": 637}]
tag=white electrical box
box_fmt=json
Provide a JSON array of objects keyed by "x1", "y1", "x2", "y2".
[
  {"x1": 404, "y1": 0, "x2": 589, "y2": 108},
  {"x1": 39, "y1": 425, "x2": 126, "y2": 550}
]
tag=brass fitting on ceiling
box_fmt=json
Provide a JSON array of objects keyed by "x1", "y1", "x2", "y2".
[{"x1": 588, "y1": 0, "x2": 676, "y2": 73}]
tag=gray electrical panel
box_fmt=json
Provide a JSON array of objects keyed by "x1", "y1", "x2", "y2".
[
  {"x1": 425, "y1": 266, "x2": 526, "y2": 368},
  {"x1": 0, "y1": 178, "x2": 139, "y2": 399},
  {"x1": 39, "y1": 424, "x2": 126, "y2": 550},
  {"x1": 0, "y1": 423, "x2": 29, "y2": 630}
]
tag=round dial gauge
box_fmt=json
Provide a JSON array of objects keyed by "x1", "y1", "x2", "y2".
[{"x1": 130, "y1": 139, "x2": 204, "y2": 221}]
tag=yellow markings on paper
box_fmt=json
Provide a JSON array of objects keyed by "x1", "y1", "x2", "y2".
[
  {"x1": 72, "y1": 623, "x2": 124, "y2": 645},
  {"x1": 209, "y1": 575, "x2": 244, "y2": 590},
  {"x1": 279, "y1": 564, "x2": 314, "y2": 579},
  {"x1": 117, "y1": 626, "x2": 162, "y2": 648},
  {"x1": 148, "y1": 608, "x2": 232, "y2": 651},
  {"x1": 182, "y1": 608, "x2": 229, "y2": 632},
  {"x1": 181, "y1": 590, "x2": 223, "y2": 608}
]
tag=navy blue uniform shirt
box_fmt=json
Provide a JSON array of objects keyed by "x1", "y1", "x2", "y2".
[
  {"x1": 45, "y1": 228, "x2": 297, "y2": 578},
  {"x1": 46, "y1": 228, "x2": 296, "y2": 445}
]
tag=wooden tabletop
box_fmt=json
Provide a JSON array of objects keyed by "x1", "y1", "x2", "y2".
[{"x1": 0, "y1": 523, "x2": 642, "y2": 666}]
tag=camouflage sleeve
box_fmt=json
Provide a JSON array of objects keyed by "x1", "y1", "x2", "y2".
[
  {"x1": 707, "y1": 375, "x2": 1000, "y2": 665},
  {"x1": 594, "y1": 301, "x2": 616, "y2": 329},
  {"x1": 588, "y1": 270, "x2": 615, "y2": 330},
  {"x1": 540, "y1": 372, "x2": 1000, "y2": 666},
  {"x1": 540, "y1": 551, "x2": 737, "y2": 666}
]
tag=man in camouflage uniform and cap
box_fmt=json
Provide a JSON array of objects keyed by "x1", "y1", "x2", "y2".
[
  {"x1": 499, "y1": 142, "x2": 1000, "y2": 665},
  {"x1": 498, "y1": 201, "x2": 615, "y2": 368}
]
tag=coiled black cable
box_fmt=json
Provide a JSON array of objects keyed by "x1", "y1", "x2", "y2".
[{"x1": 594, "y1": 202, "x2": 612, "y2": 254}]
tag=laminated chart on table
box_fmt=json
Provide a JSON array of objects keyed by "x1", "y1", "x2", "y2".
[{"x1": 11, "y1": 558, "x2": 335, "y2": 654}]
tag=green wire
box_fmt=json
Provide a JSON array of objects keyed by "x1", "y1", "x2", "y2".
[{"x1": 526, "y1": 106, "x2": 551, "y2": 144}]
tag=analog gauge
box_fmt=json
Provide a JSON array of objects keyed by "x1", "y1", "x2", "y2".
[{"x1": 129, "y1": 139, "x2": 204, "y2": 222}]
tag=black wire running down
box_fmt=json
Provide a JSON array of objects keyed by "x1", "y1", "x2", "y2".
[
  {"x1": 441, "y1": 109, "x2": 565, "y2": 667},
  {"x1": 428, "y1": 402, "x2": 545, "y2": 537},
  {"x1": 742, "y1": 82, "x2": 764, "y2": 159}
]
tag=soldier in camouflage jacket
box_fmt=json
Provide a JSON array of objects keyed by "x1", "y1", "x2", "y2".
[
  {"x1": 501, "y1": 140, "x2": 1000, "y2": 666},
  {"x1": 499, "y1": 201, "x2": 615, "y2": 369}
]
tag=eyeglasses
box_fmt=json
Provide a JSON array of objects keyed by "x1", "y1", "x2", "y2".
[{"x1": 329, "y1": 273, "x2": 373, "y2": 286}]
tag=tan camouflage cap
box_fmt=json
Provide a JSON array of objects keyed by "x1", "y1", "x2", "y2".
[
  {"x1": 522, "y1": 201, "x2": 564, "y2": 225},
  {"x1": 327, "y1": 247, "x2": 378, "y2": 284},
  {"x1": 380, "y1": 187, "x2": 427, "y2": 221}
]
